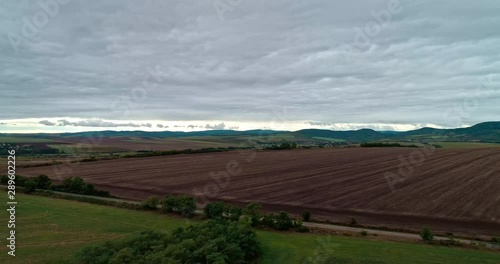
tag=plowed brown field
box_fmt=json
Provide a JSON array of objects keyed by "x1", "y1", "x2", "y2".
[{"x1": 20, "y1": 147, "x2": 500, "y2": 235}]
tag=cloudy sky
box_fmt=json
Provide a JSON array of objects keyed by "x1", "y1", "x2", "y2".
[{"x1": 1, "y1": 0, "x2": 499, "y2": 133}]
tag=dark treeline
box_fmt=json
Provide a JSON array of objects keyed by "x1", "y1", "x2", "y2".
[
  {"x1": 1, "y1": 175, "x2": 110, "y2": 197},
  {"x1": 360, "y1": 142, "x2": 420, "y2": 148},
  {"x1": 203, "y1": 201, "x2": 309, "y2": 232},
  {"x1": 264, "y1": 142, "x2": 298, "y2": 150},
  {"x1": 78, "y1": 219, "x2": 260, "y2": 264}
]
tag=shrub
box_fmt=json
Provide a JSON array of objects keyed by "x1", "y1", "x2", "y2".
[
  {"x1": 350, "y1": 218, "x2": 358, "y2": 225},
  {"x1": 162, "y1": 195, "x2": 196, "y2": 218},
  {"x1": 228, "y1": 206, "x2": 243, "y2": 222},
  {"x1": 434, "y1": 238, "x2": 463, "y2": 247},
  {"x1": 238, "y1": 215, "x2": 253, "y2": 226},
  {"x1": 51, "y1": 177, "x2": 110, "y2": 197},
  {"x1": 61, "y1": 177, "x2": 86, "y2": 193},
  {"x1": 420, "y1": 227, "x2": 434, "y2": 242},
  {"x1": 244, "y1": 202, "x2": 262, "y2": 226},
  {"x1": 177, "y1": 195, "x2": 196, "y2": 218},
  {"x1": 141, "y1": 196, "x2": 160, "y2": 210},
  {"x1": 274, "y1": 212, "x2": 294, "y2": 231},
  {"x1": 262, "y1": 213, "x2": 276, "y2": 227},
  {"x1": 361, "y1": 230, "x2": 368, "y2": 236},
  {"x1": 162, "y1": 195, "x2": 177, "y2": 213},
  {"x1": 204, "y1": 201, "x2": 227, "y2": 219},
  {"x1": 2, "y1": 175, "x2": 27, "y2": 186},
  {"x1": 34, "y1": 174, "x2": 52, "y2": 189},
  {"x1": 296, "y1": 225, "x2": 310, "y2": 233},
  {"x1": 1, "y1": 175, "x2": 9, "y2": 184},
  {"x1": 23, "y1": 180, "x2": 37, "y2": 193},
  {"x1": 302, "y1": 210, "x2": 311, "y2": 222},
  {"x1": 82, "y1": 183, "x2": 96, "y2": 195}
]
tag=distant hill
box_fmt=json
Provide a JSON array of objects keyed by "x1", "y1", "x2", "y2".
[
  {"x1": 1, "y1": 122, "x2": 499, "y2": 144},
  {"x1": 294, "y1": 122, "x2": 500, "y2": 143},
  {"x1": 394, "y1": 121, "x2": 500, "y2": 143},
  {"x1": 293, "y1": 128, "x2": 386, "y2": 142}
]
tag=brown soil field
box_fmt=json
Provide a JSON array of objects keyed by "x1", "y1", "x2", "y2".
[{"x1": 19, "y1": 147, "x2": 500, "y2": 236}]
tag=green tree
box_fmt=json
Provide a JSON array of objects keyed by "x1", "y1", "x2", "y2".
[
  {"x1": 302, "y1": 210, "x2": 311, "y2": 222},
  {"x1": 420, "y1": 227, "x2": 434, "y2": 242},
  {"x1": 34, "y1": 174, "x2": 52, "y2": 189},
  {"x1": 0, "y1": 175, "x2": 9, "y2": 184},
  {"x1": 162, "y1": 195, "x2": 178, "y2": 213},
  {"x1": 204, "y1": 201, "x2": 226, "y2": 219},
  {"x1": 274, "y1": 212, "x2": 293, "y2": 230},
  {"x1": 23, "y1": 180, "x2": 37, "y2": 193},
  {"x1": 178, "y1": 195, "x2": 196, "y2": 218},
  {"x1": 78, "y1": 220, "x2": 260, "y2": 264},
  {"x1": 82, "y1": 184, "x2": 96, "y2": 195},
  {"x1": 141, "y1": 196, "x2": 160, "y2": 210},
  {"x1": 227, "y1": 206, "x2": 243, "y2": 222},
  {"x1": 244, "y1": 202, "x2": 262, "y2": 226},
  {"x1": 61, "y1": 177, "x2": 86, "y2": 194},
  {"x1": 262, "y1": 213, "x2": 276, "y2": 227}
]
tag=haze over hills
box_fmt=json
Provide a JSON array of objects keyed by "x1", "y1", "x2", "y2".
[{"x1": 1, "y1": 121, "x2": 499, "y2": 144}]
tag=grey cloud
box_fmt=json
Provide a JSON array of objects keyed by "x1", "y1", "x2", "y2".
[
  {"x1": 53, "y1": 119, "x2": 142, "y2": 127},
  {"x1": 157, "y1": 124, "x2": 164, "y2": 128},
  {"x1": 58, "y1": 119, "x2": 72, "y2": 126},
  {"x1": 205, "y1": 122, "x2": 226, "y2": 130},
  {"x1": 1, "y1": 0, "x2": 499, "y2": 128},
  {"x1": 39, "y1": 120, "x2": 56, "y2": 126}
]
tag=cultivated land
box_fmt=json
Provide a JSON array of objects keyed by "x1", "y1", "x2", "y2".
[
  {"x1": 20, "y1": 147, "x2": 500, "y2": 236},
  {"x1": 1, "y1": 194, "x2": 499, "y2": 264},
  {"x1": 54, "y1": 136, "x2": 238, "y2": 152}
]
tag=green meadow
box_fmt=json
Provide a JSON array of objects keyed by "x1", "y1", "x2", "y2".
[{"x1": 0, "y1": 194, "x2": 499, "y2": 264}]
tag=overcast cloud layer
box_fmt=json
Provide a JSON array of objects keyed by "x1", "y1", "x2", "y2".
[{"x1": 1, "y1": 0, "x2": 499, "y2": 132}]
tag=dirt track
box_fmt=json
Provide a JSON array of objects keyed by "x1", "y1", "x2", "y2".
[{"x1": 19, "y1": 147, "x2": 500, "y2": 235}]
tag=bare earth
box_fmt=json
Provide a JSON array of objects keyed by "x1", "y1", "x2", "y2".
[{"x1": 19, "y1": 147, "x2": 500, "y2": 236}]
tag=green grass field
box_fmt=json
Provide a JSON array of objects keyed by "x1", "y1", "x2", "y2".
[
  {"x1": 0, "y1": 194, "x2": 499, "y2": 264},
  {"x1": 312, "y1": 137, "x2": 346, "y2": 142}
]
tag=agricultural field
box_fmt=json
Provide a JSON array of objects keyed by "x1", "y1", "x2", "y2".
[
  {"x1": 20, "y1": 147, "x2": 500, "y2": 236},
  {"x1": 55, "y1": 136, "x2": 241, "y2": 152},
  {"x1": 433, "y1": 142, "x2": 500, "y2": 149},
  {"x1": 1, "y1": 194, "x2": 499, "y2": 264},
  {"x1": 0, "y1": 136, "x2": 56, "y2": 143}
]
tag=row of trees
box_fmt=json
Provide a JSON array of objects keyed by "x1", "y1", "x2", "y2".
[
  {"x1": 78, "y1": 219, "x2": 260, "y2": 264},
  {"x1": 141, "y1": 195, "x2": 197, "y2": 218},
  {"x1": 264, "y1": 142, "x2": 298, "y2": 150},
  {"x1": 141, "y1": 195, "x2": 311, "y2": 232},
  {"x1": 360, "y1": 142, "x2": 419, "y2": 148},
  {"x1": 1, "y1": 175, "x2": 110, "y2": 197},
  {"x1": 204, "y1": 201, "x2": 309, "y2": 232}
]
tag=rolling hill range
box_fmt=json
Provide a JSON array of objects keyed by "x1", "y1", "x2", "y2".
[{"x1": 0, "y1": 122, "x2": 499, "y2": 153}]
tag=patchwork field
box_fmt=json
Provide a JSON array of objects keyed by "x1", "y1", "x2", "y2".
[
  {"x1": 54, "y1": 136, "x2": 239, "y2": 152},
  {"x1": 20, "y1": 147, "x2": 500, "y2": 235}
]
